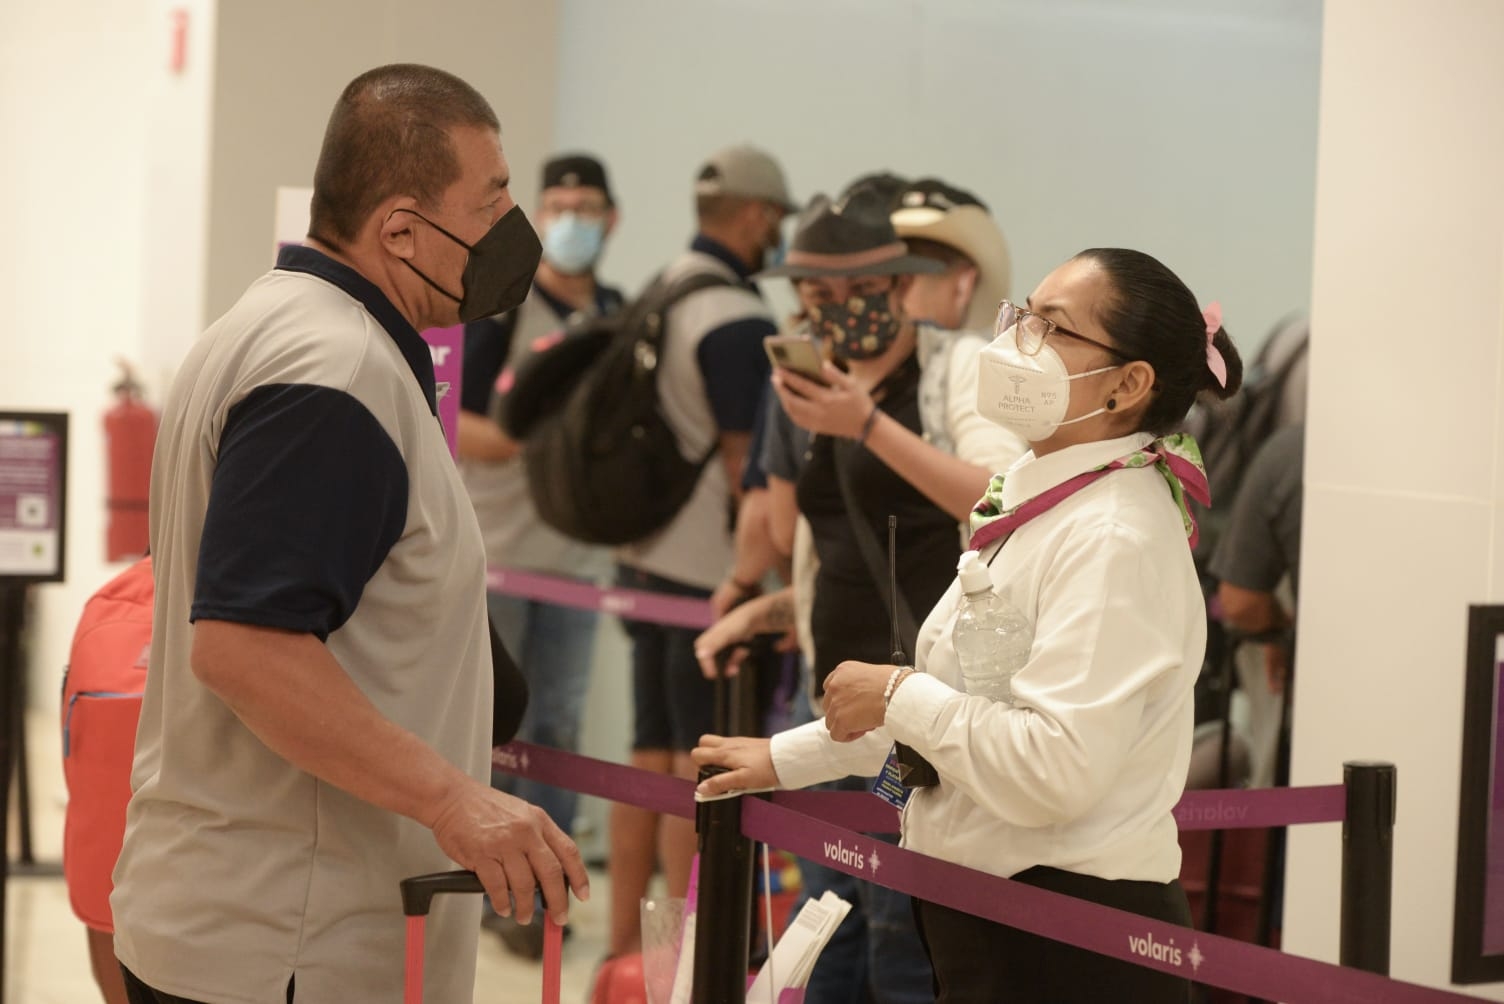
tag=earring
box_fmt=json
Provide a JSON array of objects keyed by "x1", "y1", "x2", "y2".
[{"x1": 1106, "y1": 398, "x2": 1117, "y2": 412}]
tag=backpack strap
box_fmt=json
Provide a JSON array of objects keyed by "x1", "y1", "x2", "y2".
[
  {"x1": 630, "y1": 269, "x2": 744, "y2": 466},
  {"x1": 630, "y1": 269, "x2": 743, "y2": 359}
]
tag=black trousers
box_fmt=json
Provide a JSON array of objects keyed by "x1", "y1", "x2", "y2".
[
  {"x1": 914, "y1": 866, "x2": 1194, "y2": 1003},
  {"x1": 121, "y1": 965, "x2": 294, "y2": 1004}
]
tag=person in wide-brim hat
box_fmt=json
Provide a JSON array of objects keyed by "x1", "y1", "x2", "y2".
[
  {"x1": 756, "y1": 192, "x2": 946, "y2": 281},
  {"x1": 890, "y1": 177, "x2": 1012, "y2": 334}
]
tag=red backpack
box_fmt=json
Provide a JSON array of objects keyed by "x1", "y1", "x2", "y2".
[{"x1": 60, "y1": 557, "x2": 152, "y2": 932}]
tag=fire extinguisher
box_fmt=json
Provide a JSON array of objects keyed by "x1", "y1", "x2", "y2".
[{"x1": 104, "y1": 360, "x2": 158, "y2": 561}]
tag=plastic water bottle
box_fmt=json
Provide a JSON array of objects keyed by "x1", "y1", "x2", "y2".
[{"x1": 952, "y1": 550, "x2": 1033, "y2": 703}]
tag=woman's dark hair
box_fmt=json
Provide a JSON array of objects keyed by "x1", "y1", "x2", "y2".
[{"x1": 1074, "y1": 248, "x2": 1244, "y2": 434}]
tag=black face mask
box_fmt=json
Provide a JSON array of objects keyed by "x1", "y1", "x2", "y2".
[{"x1": 395, "y1": 205, "x2": 542, "y2": 322}]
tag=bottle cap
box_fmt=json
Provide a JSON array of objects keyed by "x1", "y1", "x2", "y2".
[{"x1": 957, "y1": 550, "x2": 991, "y2": 596}]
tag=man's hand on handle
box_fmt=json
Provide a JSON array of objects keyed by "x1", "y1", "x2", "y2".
[{"x1": 428, "y1": 781, "x2": 590, "y2": 926}]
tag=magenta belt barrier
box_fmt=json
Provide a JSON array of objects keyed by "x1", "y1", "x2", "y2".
[
  {"x1": 493, "y1": 743, "x2": 1475, "y2": 1003},
  {"x1": 493, "y1": 743, "x2": 1345, "y2": 834},
  {"x1": 486, "y1": 566, "x2": 715, "y2": 630}
]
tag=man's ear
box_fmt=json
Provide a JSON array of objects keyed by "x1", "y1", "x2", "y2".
[
  {"x1": 377, "y1": 197, "x2": 419, "y2": 260},
  {"x1": 603, "y1": 206, "x2": 620, "y2": 240}
]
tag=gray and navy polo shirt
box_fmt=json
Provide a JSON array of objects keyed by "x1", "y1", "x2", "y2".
[{"x1": 113, "y1": 246, "x2": 492, "y2": 1004}]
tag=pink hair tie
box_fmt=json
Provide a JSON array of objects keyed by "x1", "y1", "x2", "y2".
[{"x1": 1201, "y1": 301, "x2": 1228, "y2": 389}]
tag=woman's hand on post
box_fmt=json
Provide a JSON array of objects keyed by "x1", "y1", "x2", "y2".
[{"x1": 691, "y1": 734, "x2": 779, "y2": 797}]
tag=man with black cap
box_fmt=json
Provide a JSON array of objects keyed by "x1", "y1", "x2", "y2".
[
  {"x1": 605, "y1": 143, "x2": 795, "y2": 962},
  {"x1": 456, "y1": 152, "x2": 623, "y2": 957}
]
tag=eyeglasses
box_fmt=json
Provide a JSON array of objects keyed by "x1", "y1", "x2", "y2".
[{"x1": 995, "y1": 299, "x2": 1133, "y2": 359}]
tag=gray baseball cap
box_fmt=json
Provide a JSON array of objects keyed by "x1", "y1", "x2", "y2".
[{"x1": 694, "y1": 145, "x2": 796, "y2": 213}]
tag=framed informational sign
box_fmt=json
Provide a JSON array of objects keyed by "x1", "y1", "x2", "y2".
[
  {"x1": 0, "y1": 412, "x2": 68, "y2": 584},
  {"x1": 1454, "y1": 605, "x2": 1504, "y2": 982}
]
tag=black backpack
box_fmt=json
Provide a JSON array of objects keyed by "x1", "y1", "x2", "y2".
[
  {"x1": 1185, "y1": 313, "x2": 1309, "y2": 571},
  {"x1": 497, "y1": 269, "x2": 738, "y2": 546}
]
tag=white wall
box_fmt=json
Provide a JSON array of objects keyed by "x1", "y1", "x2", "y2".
[
  {"x1": 0, "y1": 0, "x2": 560, "y2": 712},
  {"x1": 140, "y1": 0, "x2": 219, "y2": 390},
  {"x1": 0, "y1": 0, "x2": 186, "y2": 710},
  {"x1": 203, "y1": 0, "x2": 561, "y2": 324},
  {"x1": 554, "y1": 0, "x2": 1320, "y2": 353},
  {"x1": 1286, "y1": 0, "x2": 1504, "y2": 993}
]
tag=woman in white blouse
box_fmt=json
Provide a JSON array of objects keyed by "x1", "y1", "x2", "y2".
[{"x1": 694, "y1": 248, "x2": 1244, "y2": 1002}]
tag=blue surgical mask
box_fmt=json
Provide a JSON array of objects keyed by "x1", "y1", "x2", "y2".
[
  {"x1": 541, "y1": 213, "x2": 605, "y2": 275},
  {"x1": 763, "y1": 236, "x2": 789, "y2": 271}
]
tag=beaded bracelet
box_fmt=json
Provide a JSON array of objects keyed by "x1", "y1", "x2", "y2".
[
  {"x1": 883, "y1": 666, "x2": 913, "y2": 707},
  {"x1": 859, "y1": 403, "x2": 881, "y2": 444}
]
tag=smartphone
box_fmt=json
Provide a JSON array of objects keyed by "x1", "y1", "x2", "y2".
[{"x1": 763, "y1": 334, "x2": 827, "y2": 385}]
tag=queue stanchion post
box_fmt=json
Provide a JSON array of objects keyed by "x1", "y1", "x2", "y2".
[
  {"x1": 692, "y1": 765, "x2": 756, "y2": 1004},
  {"x1": 1340, "y1": 760, "x2": 1396, "y2": 974},
  {"x1": 1203, "y1": 631, "x2": 1239, "y2": 933}
]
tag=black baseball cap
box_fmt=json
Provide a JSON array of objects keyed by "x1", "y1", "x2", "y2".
[{"x1": 541, "y1": 154, "x2": 614, "y2": 205}]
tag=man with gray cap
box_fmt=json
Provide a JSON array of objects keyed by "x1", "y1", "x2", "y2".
[{"x1": 607, "y1": 144, "x2": 795, "y2": 960}]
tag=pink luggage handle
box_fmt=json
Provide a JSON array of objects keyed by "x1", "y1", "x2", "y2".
[{"x1": 401, "y1": 870, "x2": 562, "y2": 1004}]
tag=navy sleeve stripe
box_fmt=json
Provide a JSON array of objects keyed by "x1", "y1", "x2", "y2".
[
  {"x1": 191, "y1": 383, "x2": 409, "y2": 641},
  {"x1": 741, "y1": 381, "x2": 772, "y2": 491},
  {"x1": 460, "y1": 314, "x2": 515, "y2": 415},
  {"x1": 697, "y1": 316, "x2": 776, "y2": 433}
]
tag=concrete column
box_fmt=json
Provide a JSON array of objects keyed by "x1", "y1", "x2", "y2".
[{"x1": 1287, "y1": 0, "x2": 1504, "y2": 992}]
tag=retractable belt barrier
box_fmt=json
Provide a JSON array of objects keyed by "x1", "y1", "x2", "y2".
[
  {"x1": 494, "y1": 742, "x2": 1474, "y2": 1004},
  {"x1": 486, "y1": 567, "x2": 715, "y2": 630}
]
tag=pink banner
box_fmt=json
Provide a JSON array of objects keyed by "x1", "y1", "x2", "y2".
[{"x1": 421, "y1": 325, "x2": 463, "y2": 460}]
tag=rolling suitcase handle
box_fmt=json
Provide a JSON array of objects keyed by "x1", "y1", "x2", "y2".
[{"x1": 401, "y1": 869, "x2": 562, "y2": 1004}]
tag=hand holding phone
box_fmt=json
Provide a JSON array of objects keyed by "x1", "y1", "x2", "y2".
[{"x1": 763, "y1": 335, "x2": 828, "y2": 386}]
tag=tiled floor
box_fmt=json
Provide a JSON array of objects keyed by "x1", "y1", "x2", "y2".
[{"x1": 5, "y1": 709, "x2": 610, "y2": 1003}]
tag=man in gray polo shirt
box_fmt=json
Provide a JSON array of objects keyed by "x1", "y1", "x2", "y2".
[{"x1": 111, "y1": 64, "x2": 588, "y2": 1004}]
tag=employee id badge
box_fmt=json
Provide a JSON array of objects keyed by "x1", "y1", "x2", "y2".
[
  {"x1": 871, "y1": 742, "x2": 940, "y2": 810},
  {"x1": 872, "y1": 746, "x2": 913, "y2": 810}
]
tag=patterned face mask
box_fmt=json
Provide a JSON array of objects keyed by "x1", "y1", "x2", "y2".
[{"x1": 814, "y1": 290, "x2": 903, "y2": 361}]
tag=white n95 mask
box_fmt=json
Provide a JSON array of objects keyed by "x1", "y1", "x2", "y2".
[{"x1": 976, "y1": 325, "x2": 1118, "y2": 442}]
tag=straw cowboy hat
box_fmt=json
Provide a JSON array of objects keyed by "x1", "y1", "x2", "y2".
[{"x1": 890, "y1": 178, "x2": 1013, "y2": 333}]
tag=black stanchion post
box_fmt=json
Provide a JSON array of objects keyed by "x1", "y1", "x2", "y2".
[
  {"x1": 14, "y1": 637, "x2": 32, "y2": 866},
  {"x1": 1340, "y1": 760, "x2": 1396, "y2": 974},
  {"x1": 692, "y1": 766, "x2": 755, "y2": 1004},
  {"x1": 0, "y1": 584, "x2": 25, "y2": 999}
]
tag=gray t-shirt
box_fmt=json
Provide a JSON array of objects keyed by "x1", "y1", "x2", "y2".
[
  {"x1": 761, "y1": 389, "x2": 813, "y2": 484},
  {"x1": 617, "y1": 245, "x2": 775, "y2": 589},
  {"x1": 113, "y1": 247, "x2": 492, "y2": 1004},
  {"x1": 1210, "y1": 424, "x2": 1305, "y2": 597}
]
